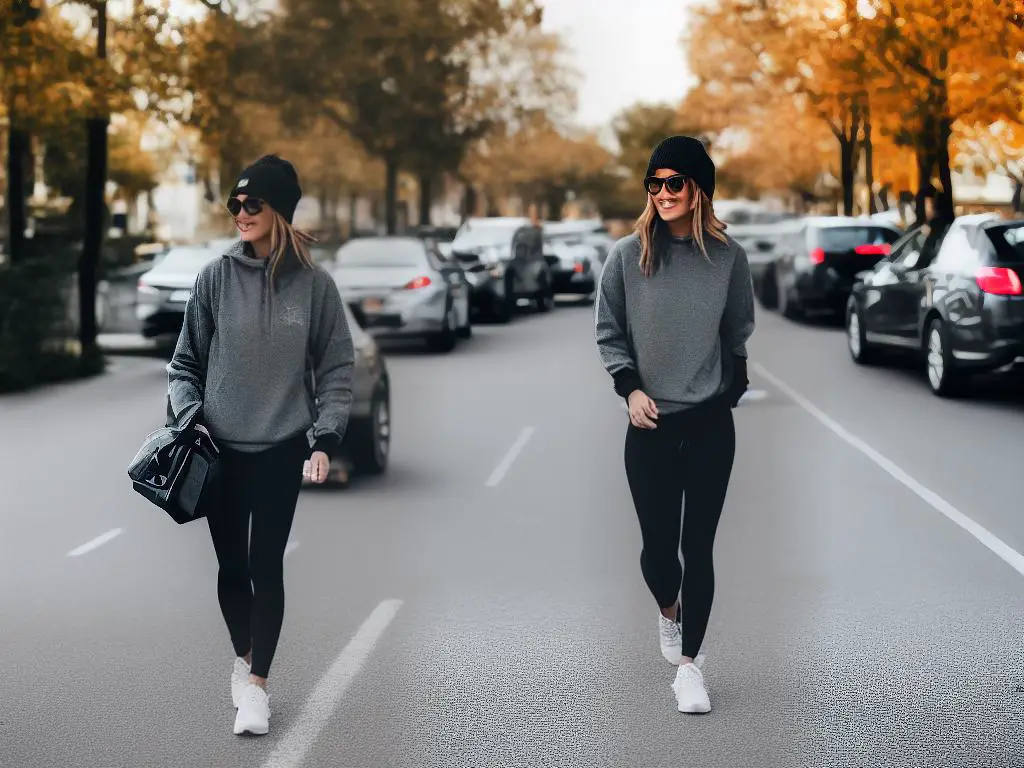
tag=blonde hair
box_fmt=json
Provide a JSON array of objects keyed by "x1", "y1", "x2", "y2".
[
  {"x1": 267, "y1": 211, "x2": 317, "y2": 287},
  {"x1": 634, "y1": 177, "x2": 728, "y2": 277}
]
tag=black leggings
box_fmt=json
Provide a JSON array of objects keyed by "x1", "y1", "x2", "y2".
[
  {"x1": 208, "y1": 433, "x2": 308, "y2": 679},
  {"x1": 624, "y1": 406, "x2": 735, "y2": 659}
]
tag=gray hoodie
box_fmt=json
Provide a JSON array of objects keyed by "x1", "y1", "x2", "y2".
[
  {"x1": 595, "y1": 231, "x2": 755, "y2": 414},
  {"x1": 166, "y1": 241, "x2": 354, "y2": 456}
]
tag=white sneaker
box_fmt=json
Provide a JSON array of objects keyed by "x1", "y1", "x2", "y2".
[
  {"x1": 231, "y1": 658, "x2": 250, "y2": 708},
  {"x1": 658, "y1": 613, "x2": 683, "y2": 665},
  {"x1": 233, "y1": 683, "x2": 270, "y2": 735},
  {"x1": 672, "y1": 662, "x2": 711, "y2": 714}
]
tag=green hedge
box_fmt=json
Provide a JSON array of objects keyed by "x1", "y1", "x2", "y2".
[{"x1": 0, "y1": 248, "x2": 106, "y2": 394}]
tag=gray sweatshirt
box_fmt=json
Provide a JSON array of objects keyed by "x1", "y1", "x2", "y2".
[
  {"x1": 595, "y1": 231, "x2": 755, "y2": 413},
  {"x1": 166, "y1": 242, "x2": 354, "y2": 455}
]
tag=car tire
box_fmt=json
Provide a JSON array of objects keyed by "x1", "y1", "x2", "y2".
[
  {"x1": 350, "y1": 387, "x2": 390, "y2": 475},
  {"x1": 846, "y1": 302, "x2": 877, "y2": 365},
  {"x1": 457, "y1": 299, "x2": 472, "y2": 339},
  {"x1": 777, "y1": 275, "x2": 799, "y2": 319},
  {"x1": 428, "y1": 302, "x2": 458, "y2": 352},
  {"x1": 925, "y1": 316, "x2": 965, "y2": 397},
  {"x1": 759, "y1": 269, "x2": 779, "y2": 310},
  {"x1": 534, "y1": 274, "x2": 554, "y2": 313},
  {"x1": 493, "y1": 276, "x2": 515, "y2": 323}
]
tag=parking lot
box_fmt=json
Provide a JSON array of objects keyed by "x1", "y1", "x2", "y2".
[{"x1": 2, "y1": 285, "x2": 1023, "y2": 768}]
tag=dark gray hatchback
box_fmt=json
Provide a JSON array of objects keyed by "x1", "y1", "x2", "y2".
[{"x1": 846, "y1": 214, "x2": 1024, "y2": 396}]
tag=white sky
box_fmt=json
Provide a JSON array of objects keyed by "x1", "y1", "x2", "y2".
[{"x1": 539, "y1": 0, "x2": 699, "y2": 130}]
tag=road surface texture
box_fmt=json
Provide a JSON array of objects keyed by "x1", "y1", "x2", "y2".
[{"x1": 2, "y1": 300, "x2": 1023, "y2": 768}]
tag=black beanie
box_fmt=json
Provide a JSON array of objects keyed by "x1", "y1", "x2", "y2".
[
  {"x1": 229, "y1": 155, "x2": 303, "y2": 224},
  {"x1": 645, "y1": 136, "x2": 716, "y2": 201}
]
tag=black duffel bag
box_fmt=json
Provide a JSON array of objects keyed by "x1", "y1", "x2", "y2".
[{"x1": 128, "y1": 401, "x2": 221, "y2": 525}]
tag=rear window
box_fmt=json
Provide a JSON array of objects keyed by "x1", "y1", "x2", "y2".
[
  {"x1": 815, "y1": 226, "x2": 901, "y2": 252},
  {"x1": 985, "y1": 223, "x2": 1024, "y2": 264}
]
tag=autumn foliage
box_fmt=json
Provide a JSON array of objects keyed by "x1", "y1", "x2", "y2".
[{"x1": 682, "y1": 0, "x2": 1024, "y2": 218}]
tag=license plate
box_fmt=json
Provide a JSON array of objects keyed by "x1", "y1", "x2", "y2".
[
  {"x1": 362, "y1": 297, "x2": 383, "y2": 312},
  {"x1": 169, "y1": 290, "x2": 191, "y2": 302}
]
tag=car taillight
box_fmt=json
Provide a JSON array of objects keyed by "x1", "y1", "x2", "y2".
[
  {"x1": 810, "y1": 247, "x2": 825, "y2": 264},
  {"x1": 975, "y1": 267, "x2": 1022, "y2": 296},
  {"x1": 855, "y1": 244, "x2": 891, "y2": 256},
  {"x1": 403, "y1": 276, "x2": 432, "y2": 290},
  {"x1": 573, "y1": 261, "x2": 585, "y2": 273}
]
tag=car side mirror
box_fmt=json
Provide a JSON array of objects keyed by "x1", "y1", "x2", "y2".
[{"x1": 755, "y1": 240, "x2": 773, "y2": 252}]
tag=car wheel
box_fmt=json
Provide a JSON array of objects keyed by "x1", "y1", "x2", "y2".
[
  {"x1": 493, "y1": 276, "x2": 515, "y2": 323},
  {"x1": 759, "y1": 269, "x2": 779, "y2": 310},
  {"x1": 428, "y1": 302, "x2": 458, "y2": 352},
  {"x1": 457, "y1": 298, "x2": 472, "y2": 339},
  {"x1": 925, "y1": 317, "x2": 965, "y2": 397},
  {"x1": 846, "y1": 302, "x2": 877, "y2": 365},
  {"x1": 351, "y1": 387, "x2": 390, "y2": 474},
  {"x1": 777, "y1": 276, "x2": 800, "y2": 319},
  {"x1": 535, "y1": 275, "x2": 554, "y2": 313}
]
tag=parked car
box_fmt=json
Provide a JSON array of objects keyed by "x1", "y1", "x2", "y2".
[
  {"x1": 303, "y1": 300, "x2": 391, "y2": 486},
  {"x1": 137, "y1": 244, "x2": 222, "y2": 342},
  {"x1": 330, "y1": 236, "x2": 471, "y2": 351},
  {"x1": 846, "y1": 213, "x2": 1024, "y2": 396},
  {"x1": 541, "y1": 224, "x2": 600, "y2": 302},
  {"x1": 448, "y1": 217, "x2": 554, "y2": 322},
  {"x1": 543, "y1": 219, "x2": 616, "y2": 264},
  {"x1": 764, "y1": 216, "x2": 904, "y2": 319}
]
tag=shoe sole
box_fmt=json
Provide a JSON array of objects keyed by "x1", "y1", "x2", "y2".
[{"x1": 234, "y1": 719, "x2": 269, "y2": 736}]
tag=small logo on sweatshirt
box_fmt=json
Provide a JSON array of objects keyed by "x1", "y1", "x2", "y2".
[{"x1": 281, "y1": 305, "x2": 305, "y2": 327}]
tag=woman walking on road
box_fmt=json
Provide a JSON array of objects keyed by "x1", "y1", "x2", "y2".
[
  {"x1": 594, "y1": 136, "x2": 755, "y2": 714},
  {"x1": 167, "y1": 155, "x2": 355, "y2": 736}
]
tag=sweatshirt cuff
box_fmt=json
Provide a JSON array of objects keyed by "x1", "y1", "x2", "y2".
[
  {"x1": 612, "y1": 368, "x2": 644, "y2": 399},
  {"x1": 312, "y1": 434, "x2": 342, "y2": 459}
]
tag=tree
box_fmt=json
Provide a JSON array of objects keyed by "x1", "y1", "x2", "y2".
[
  {"x1": 270, "y1": 0, "x2": 570, "y2": 232},
  {"x1": 852, "y1": 0, "x2": 1024, "y2": 221},
  {"x1": 0, "y1": 0, "x2": 86, "y2": 261},
  {"x1": 612, "y1": 102, "x2": 705, "y2": 177},
  {"x1": 462, "y1": 115, "x2": 613, "y2": 219}
]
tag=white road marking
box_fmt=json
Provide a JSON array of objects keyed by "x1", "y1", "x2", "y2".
[
  {"x1": 752, "y1": 361, "x2": 1024, "y2": 578},
  {"x1": 284, "y1": 540, "x2": 299, "y2": 558},
  {"x1": 260, "y1": 599, "x2": 403, "y2": 768},
  {"x1": 486, "y1": 426, "x2": 536, "y2": 487},
  {"x1": 67, "y1": 528, "x2": 124, "y2": 557}
]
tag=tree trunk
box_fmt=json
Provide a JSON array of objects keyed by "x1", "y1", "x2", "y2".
[
  {"x1": 418, "y1": 174, "x2": 433, "y2": 227},
  {"x1": 6, "y1": 127, "x2": 30, "y2": 263},
  {"x1": 79, "y1": 1, "x2": 108, "y2": 355},
  {"x1": 1011, "y1": 178, "x2": 1023, "y2": 213},
  {"x1": 545, "y1": 187, "x2": 565, "y2": 221},
  {"x1": 384, "y1": 155, "x2": 399, "y2": 235},
  {"x1": 839, "y1": 136, "x2": 857, "y2": 217},
  {"x1": 878, "y1": 183, "x2": 891, "y2": 212},
  {"x1": 348, "y1": 195, "x2": 358, "y2": 236},
  {"x1": 864, "y1": 110, "x2": 876, "y2": 214},
  {"x1": 934, "y1": 115, "x2": 955, "y2": 222},
  {"x1": 461, "y1": 185, "x2": 477, "y2": 221},
  {"x1": 914, "y1": 144, "x2": 934, "y2": 224}
]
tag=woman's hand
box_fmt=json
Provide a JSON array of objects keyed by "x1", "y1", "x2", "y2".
[
  {"x1": 627, "y1": 390, "x2": 659, "y2": 429},
  {"x1": 304, "y1": 450, "x2": 330, "y2": 483}
]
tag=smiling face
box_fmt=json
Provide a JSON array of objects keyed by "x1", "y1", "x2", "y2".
[
  {"x1": 648, "y1": 168, "x2": 695, "y2": 223},
  {"x1": 229, "y1": 194, "x2": 274, "y2": 243}
]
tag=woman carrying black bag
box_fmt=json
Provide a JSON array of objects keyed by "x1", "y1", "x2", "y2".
[
  {"x1": 594, "y1": 136, "x2": 755, "y2": 715},
  {"x1": 167, "y1": 155, "x2": 354, "y2": 736}
]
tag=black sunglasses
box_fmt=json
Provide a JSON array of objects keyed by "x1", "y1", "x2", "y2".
[
  {"x1": 644, "y1": 174, "x2": 688, "y2": 196},
  {"x1": 226, "y1": 197, "x2": 265, "y2": 217}
]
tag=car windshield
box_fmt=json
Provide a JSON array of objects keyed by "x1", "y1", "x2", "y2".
[
  {"x1": 985, "y1": 223, "x2": 1024, "y2": 263},
  {"x1": 150, "y1": 247, "x2": 220, "y2": 272},
  {"x1": 817, "y1": 226, "x2": 901, "y2": 252},
  {"x1": 336, "y1": 239, "x2": 428, "y2": 268},
  {"x1": 452, "y1": 222, "x2": 521, "y2": 249}
]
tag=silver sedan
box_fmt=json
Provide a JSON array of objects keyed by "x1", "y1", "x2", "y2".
[{"x1": 330, "y1": 236, "x2": 472, "y2": 353}]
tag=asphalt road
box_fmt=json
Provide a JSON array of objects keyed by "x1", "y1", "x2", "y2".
[{"x1": 2, "y1": 298, "x2": 1023, "y2": 768}]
